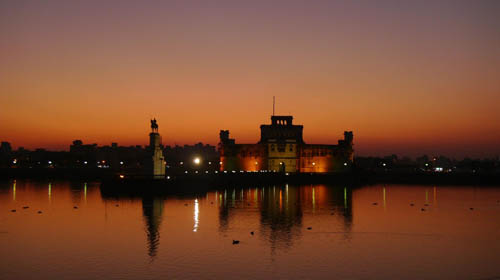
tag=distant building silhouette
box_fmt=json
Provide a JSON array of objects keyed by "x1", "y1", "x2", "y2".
[
  {"x1": 163, "y1": 143, "x2": 219, "y2": 173},
  {"x1": 219, "y1": 115, "x2": 354, "y2": 173},
  {"x1": 70, "y1": 140, "x2": 97, "y2": 154},
  {"x1": 69, "y1": 139, "x2": 147, "y2": 170},
  {"x1": 0, "y1": 142, "x2": 12, "y2": 167},
  {"x1": 1, "y1": 142, "x2": 12, "y2": 154}
]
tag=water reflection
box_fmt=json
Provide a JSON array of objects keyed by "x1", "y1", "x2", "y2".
[
  {"x1": 434, "y1": 186, "x2": 437, "y2": 205},
  {"x1": 98, "y1": 184, "x2": 354, "y2": 257},
  {"x1": 12, "y1": 180, "x2": 16, "y2": 201},
  {"x1": 2, "y1": 181, "x2": 500, "y2": 280},
  {"x1": 141, "y1": 196, "x2": 164, "y2": 259},
  {"x1": 84, "y1": 182, "x2": 87, "y2": 203},
  {"x1": 215, "y1": 185, "x2": 353, "y2": 250},
  {"x1": 69, "y1": 181, "x2": 84, "y2": 204},
  {"x1": 259, "y1": 185, "x2": 303, "y2": 250},
  {"x1": 193, "y1": 199, "x2": 199, "y2": 232}
]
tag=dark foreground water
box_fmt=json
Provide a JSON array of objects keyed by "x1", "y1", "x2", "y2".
[{"x1": 1, "y1": 180, "x2": 499, "y2": 280}]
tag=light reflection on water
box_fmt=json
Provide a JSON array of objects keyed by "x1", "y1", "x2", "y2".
[
  {"x1": 193, "y1": 199, "x2": 199, "y2": 232},
  {"x1": 0, "y1": 180, "x2": 500, "y2": 279}
]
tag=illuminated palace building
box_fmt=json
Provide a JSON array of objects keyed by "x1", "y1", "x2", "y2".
[{"x1": 219, "y1": 116, "x2": 353, "y2": 173}]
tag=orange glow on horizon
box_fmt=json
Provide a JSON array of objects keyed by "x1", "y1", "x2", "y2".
[{"x1": 1, "y1": 1, "x2": 499, "y2": 158}]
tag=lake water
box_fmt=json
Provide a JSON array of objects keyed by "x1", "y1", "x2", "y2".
[{"x1": 1, "y1": 180, "x2": 499, "y2": 279}]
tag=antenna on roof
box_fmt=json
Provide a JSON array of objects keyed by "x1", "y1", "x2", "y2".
[{"x1": 273, "y1": 96, "x2": 275, "y2": 116}]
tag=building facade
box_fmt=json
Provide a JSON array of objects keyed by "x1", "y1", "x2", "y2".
[{"x1": 219, "y1": 116, "x2": 353, "y2": 173}]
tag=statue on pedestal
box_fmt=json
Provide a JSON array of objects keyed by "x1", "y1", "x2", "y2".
[{"x1": 150, "y1": 118, "x2": 159, "y2": 133}]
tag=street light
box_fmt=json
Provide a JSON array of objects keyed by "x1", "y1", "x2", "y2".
[{"x1": 194, "y1": 157, "x2": 201, "y2": 165}]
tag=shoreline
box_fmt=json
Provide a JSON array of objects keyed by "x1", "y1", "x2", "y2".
[{"x1": 2, "y1": 168, "x2": 500, "y2": 186}]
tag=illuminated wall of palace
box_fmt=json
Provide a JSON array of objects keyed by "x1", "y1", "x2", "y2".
[
  {"x1": 299, "y1": 145, "x2": 335, "y2": 173},
  {"x1": 219, "y1": 143, "x2": 267, "y2": 172},
  {"x1": 219, "y1": 116, "x2": 353, "y2": 173},
  {"x1": 299, "y1": 142, "x2": 353, "y2": 173}
]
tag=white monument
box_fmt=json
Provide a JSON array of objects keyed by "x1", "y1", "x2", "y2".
[{"x1": 149, "y1": 118, "x2": 166, "y2": 179}]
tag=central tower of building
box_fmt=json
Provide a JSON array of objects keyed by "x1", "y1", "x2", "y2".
[{"x1": 259, "y1": 116, "x2": 303, "y2": 172}]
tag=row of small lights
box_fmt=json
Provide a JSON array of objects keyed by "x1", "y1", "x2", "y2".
[
  {"x1": 14, "y1": 156, "x2": 349, "y2": 169},
  {"x1": 187, "y1": 158, "x2": 349, "y2": 167},
  {"x1": 13, "y1": 159, "x2": 53, "y2": 165},
  {"x1": 13, "y1": 156, "x2": 349, "y2": 166},
  {"x1": 381, "y1": 162, "x2": 434, "y2": 168},
  {"x1": 12, "y1": 159, "x2": 348, "y2": 166},
  {"x1": 309, "y1": 162, "x2": 348, "y2": 166},
  {"x1": 179, "y1": 158, "x2": 221, "y2": 165},
  {"x1": 12, "y1": 159, "x2": 125, "y2": 165},
  {"x1": 182, "y1": 170, "x2": 280, "y2": 174},
  {"x1": 176, "y1": 167, "x2": 349, "y2": 174},
  {"x1": 119, "y1": 169, "x2": 286, "y2": 179}
]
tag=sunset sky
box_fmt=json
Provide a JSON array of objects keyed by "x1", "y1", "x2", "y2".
[{"x1": 1, "y1": 0, "x2": 499, "y2": 158}]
